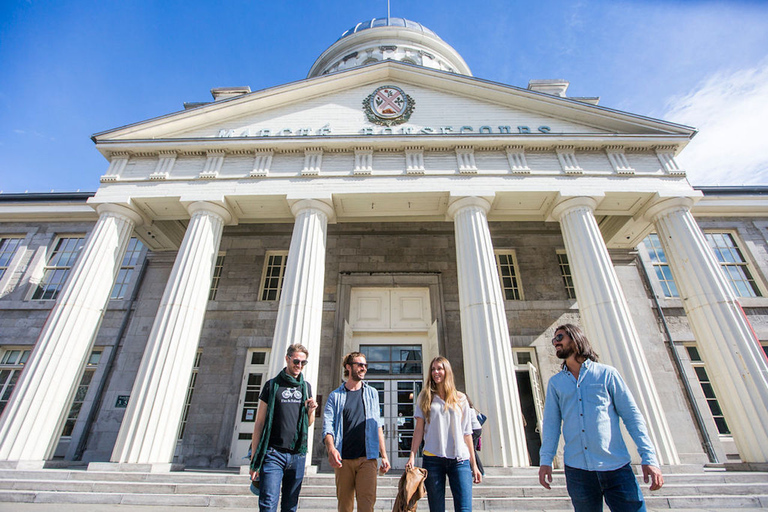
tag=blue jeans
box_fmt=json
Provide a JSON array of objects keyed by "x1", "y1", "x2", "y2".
[
  {"x1": 422, "y1": 455, "x2": 472, "y2": 512},
  {"x1": 258, "y1": 448, "x2": 306, "y2": 512},
  {"x1": 564, "y1": 463, "x2": 646, "y2": 512}
]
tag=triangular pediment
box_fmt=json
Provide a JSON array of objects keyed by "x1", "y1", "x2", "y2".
[{"x1": 93, "y1": 62, "x2": 694, "y2": 147}]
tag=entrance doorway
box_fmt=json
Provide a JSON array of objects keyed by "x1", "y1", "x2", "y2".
[
  {"x1": 228, "y1": 349, "x2": 271, "y2": 467},
  {"x1": 512, "y1": 349, "x2": 544, "y2": 466},
  {"x1": 363, "y1": 344, "x2": 423, "y2": 469}
]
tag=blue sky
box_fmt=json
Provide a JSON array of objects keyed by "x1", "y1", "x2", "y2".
[{"x1": 1, "y1": 0, "x2": 767, "y2": 193}]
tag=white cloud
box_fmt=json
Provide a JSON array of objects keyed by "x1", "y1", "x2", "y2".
[{"x1": 664, "y1": 59, "x2": 768, "y2": 186}]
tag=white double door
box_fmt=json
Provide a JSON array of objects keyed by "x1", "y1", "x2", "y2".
[{"x1": 368, "y1": 378, "x2": 423, "y2": 469}]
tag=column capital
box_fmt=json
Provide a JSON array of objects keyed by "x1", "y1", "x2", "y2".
[
  {"x1": 288, "y1": 198, "x2": 336, "y2": 223},
  {"x1": 446, "y1": 196, "x2": 492, "y2": 219},
  {"x1": 549, "y1": 195, "x2": 600, "y2": 221},
  {"x1": 642, "y1": 195, "x2": 696, "y2": 223},
  {"x1": 93, "y1": 203, "x2": 145, "y2": 227},
  {"x1": 185, "y1": 201, "x2": 234, "y2": 225}
]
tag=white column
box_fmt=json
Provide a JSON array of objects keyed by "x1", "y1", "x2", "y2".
[
  {"x1": 110, "y1": 201, "x2": 230, "y2": 467},
  {"x1": 267, "y1": 199, "x2": 333, "y2": 467},
  {"x1": 447, "y1": 196, "x2": 529, "y2": 467},
  {"x1": 646, "y1": 197, "x2": 768, "y2": 462},
  {"x1": 551, "y1": 196, "x2": 679, "y2": 465},
  {"x1": 0, "y1": 204, "x2": 142, "y2": 464},
  {"x1": 268, "y1": 200, "x2": 333, "y2": 386}
]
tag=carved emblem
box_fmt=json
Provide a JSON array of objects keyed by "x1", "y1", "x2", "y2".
[{"x1": 363, "y1": 85, "x2": 415, "y2": 126}]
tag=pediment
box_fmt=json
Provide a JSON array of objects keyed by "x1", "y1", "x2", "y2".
[{"x1": 93, "y1": 63, "x2": 694, "y2": 148}]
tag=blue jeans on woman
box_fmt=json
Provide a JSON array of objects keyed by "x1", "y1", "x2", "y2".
[
  {"x1": 422, "y1": 455, "x2": 472, "y2": 512},
  {"x1": 258, "y1": 448, "x2": 306, "y2": 512},
  {"x1": 564, "y1": 463, "x2": 646, "y2": 512}
]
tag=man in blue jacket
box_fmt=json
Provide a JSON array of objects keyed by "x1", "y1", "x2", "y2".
[
  {"x1": 323, "y1": 351, "x2": 390, "y2": 512},
  {"x1": 538, "y1": 324, "x2": 664, "y2": 511}
]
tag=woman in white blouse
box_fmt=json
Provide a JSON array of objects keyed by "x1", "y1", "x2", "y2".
[{"x1": 405, "y1": 356, "x2": 482, "y2": 512}]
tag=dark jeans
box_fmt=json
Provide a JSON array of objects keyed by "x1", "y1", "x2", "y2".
[
  {"x1": 422, "y1": 455, "x2": 472, "y2": 512},
  {"x1": 564, "y1": 463, "x2": 646, "y2": 512},
  {"x1": 258, "y1": 448, "x2": 306, "y2": 512}
]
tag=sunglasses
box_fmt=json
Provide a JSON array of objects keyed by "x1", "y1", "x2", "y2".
[
  {"x1": 551, "y1": 333, "x2": 565, "y2": 344},
  {"x1": 291, "y1": 359, "x2": 308, "y2": 367},
  {"x1": 350, "y1": 362, "x2": 368, "y2": 368}
]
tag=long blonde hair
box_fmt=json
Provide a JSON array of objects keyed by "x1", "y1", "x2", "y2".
[{"x1": 418, "y1": 356, "x2": 461, "y2": 423}]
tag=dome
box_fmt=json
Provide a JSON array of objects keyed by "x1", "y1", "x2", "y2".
[
  {"x1": 338, "y1": 18, "x2": 439, "y2": 41},
  {"x1": 307, "y1": 17, "x2": 471, "y2": 78}
]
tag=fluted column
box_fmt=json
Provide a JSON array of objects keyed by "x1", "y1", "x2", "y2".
[
  {"x1": 447, "y1": 196, "x2": 529, "y2": 467},
  {"x1": 552, "y1": 196, "x2": 679, "y2": 465},
  {"x1": 646, "y1": 197, "x2": 768, "y2": 462},
  {"x1": 110, "y1": 201, "x2": 231, "y2": 467},
  {"x1": 267, "y1": 199, "x2": 333, "y2": 466},
  {"x1": 0, "y1": 204, "x2": 142, "y2": 464},
  {"x1": 268, "y1": 200, "x2": 333, "y2": 384}
]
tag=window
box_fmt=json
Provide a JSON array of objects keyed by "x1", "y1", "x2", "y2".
[
  {"x1": 260, "y1": 251, "x2": 288, "y2": 301},
  {"x1": 360, "y1": 345, "x2": 422, "y2": 375},
  {"x1": 110, "y1": 238, "x2": 144, "y2": 300},
  {"x1": 61, "y1": 350, "x2": 101, "y2": 437},
  {"x1": 0, "y1": 237, "x2": 23, "y2": 281},
  {"x1": 685, "y1": 345, "x2": 730, "y2": 435},
  {"x1": 31, "y1": 237, "x2": 85, "y2": 301},
  {"x1": 643, "y1": 234, "x2": 679, "y2": 297},
  {"x1": 0, "y1": 348, "x2": 31, "y2": 416},
  {"x1": 208, "y1": 254, "x2": 225, "y2": 300},
  {"x1": 177, "y1": 350, "x2": 202, "y2": 440},
  {"x1": 705, "y1": 232, "x2": 761, "y2": 297},
  {"x1": 556, "y1": 251, "x2": 576, "y2": 299},
  {"x1": 494, "y1": 250, "x2": 523, "y2": 300}
]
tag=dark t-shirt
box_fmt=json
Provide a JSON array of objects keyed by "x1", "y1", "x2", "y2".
[
  {"x1": 341, "y1": 387, "x2": 367, "y2": 459},
  {"x1": 259, "y1": 378, "x2": 312, "y2": 452}
]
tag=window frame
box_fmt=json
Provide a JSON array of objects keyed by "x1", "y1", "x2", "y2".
[
  {"x1": 684, "y1": 343, "x2": 731, "y2": 436},
  {"x1": 0, "y1": 236, "x2": 25, "y2": 294},
  {"x1": 641, "y1": 233, "x2": 679, "y2": 298},
  {"x1": 494, "y1": 249, "x2": 524, "y2": 301},
  {"x1": 704, "y1": 230, "x2": 765, "y2": 298},
  {"x1": 555, "y1": 250, "x2": 576, "y2": 300},
  {"x1": 30, "y1": 235, "x2": 86, "y2": 301},
  {"x1": 208, "y1": 252, "x2": 226, "y2": 301},
  {"x1": 259, "y1": 250, "x2": 289, "y2": 302},
  {"x1": 110, "y1": 238, "x2": 146, "y2": 300},
  {"x1": 0, "y1": 346, "x2": 32, "y2": 417},
  {"x1": 60, "y1": 350, "x2": 102, "y2": 438}
]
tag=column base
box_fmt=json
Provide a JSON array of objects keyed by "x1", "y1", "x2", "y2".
[
  {"x1": 723, "y1": 462, "x2": 768, "y2": 472},
  {"x1": 0, "y1": 460, "x2": 46, "y2": 470},
  {"x1": 87, "y1": 462, "x2": 185, "y2": 473}
]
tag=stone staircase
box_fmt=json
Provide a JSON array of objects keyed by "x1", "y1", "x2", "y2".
[{"x1": 0, "y1": 465, "x2": 766, "y2": 510}]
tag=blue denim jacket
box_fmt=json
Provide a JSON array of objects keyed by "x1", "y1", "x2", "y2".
[
  {"x1": 540, "y1": 360, "x2": 659, "y2": 471},
  {"x1": 322, "y1": 381, "x2": 383, "y2": 460}
]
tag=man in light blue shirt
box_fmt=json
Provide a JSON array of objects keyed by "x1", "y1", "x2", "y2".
[
  {"x1": 538, "y1": 324, "x2": 664, "y2": 512},
  {"x1": 323, "y1": 351, "x2": 390, "y2": 512}
]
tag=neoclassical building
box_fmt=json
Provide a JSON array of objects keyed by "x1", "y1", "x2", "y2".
[{"x1": 1, "y1": 17, "x2": 767, "y2": 471}]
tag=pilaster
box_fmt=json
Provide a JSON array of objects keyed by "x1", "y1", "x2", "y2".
[
  {"x1": 551, "y1": 196, "x2": 679, "y2": 465},
  {"x1": 447, "y1": 196, "x2": 529, "y2": 467},
  {"x1": 0, "y1": 204, "x2": 142, "y2": 463},
  {"x1": 646, "y1": 197, "x2": 768, "y2": 462}
]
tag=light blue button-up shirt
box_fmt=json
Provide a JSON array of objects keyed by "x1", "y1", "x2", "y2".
[
  {"x1": 539, "y1": 360, "x2": 659, "y2": 471},
  {"x1": 322, "y1": 381, "x2": 383, "y2": 460}
]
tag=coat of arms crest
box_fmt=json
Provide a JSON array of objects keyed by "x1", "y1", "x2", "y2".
[{"x1": 363, "y1": 85, "x2": 415, "y2": 126}]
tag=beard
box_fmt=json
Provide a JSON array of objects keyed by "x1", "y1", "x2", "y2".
[{"x1": 555, "y1": 345, "x2": 574, "y2": 360}]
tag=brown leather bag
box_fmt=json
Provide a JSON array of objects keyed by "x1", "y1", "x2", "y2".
[{"x1": 392, "y1": 466, "x2": 428, "y2": 512}]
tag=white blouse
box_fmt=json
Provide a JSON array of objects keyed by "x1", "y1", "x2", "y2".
[{"x1": 414, "y1": 393, "x2": 472, "y2": 460}]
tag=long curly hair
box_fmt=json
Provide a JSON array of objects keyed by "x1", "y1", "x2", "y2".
[{"x1": 418, "y1": 356, "x2": 461, "y2": 423}]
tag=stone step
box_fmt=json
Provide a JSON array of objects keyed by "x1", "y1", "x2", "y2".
[
  {"x1": 1, "y1": 478, "x2": 767, "y2": 498},
  {"x1": 0, "y1": 468, "x2": 766, "y2": 510},
  {"x1": 2, "y1": 490, "x2": 767, "y2": 511}
]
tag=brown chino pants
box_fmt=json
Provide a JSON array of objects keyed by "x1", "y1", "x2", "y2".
[{"x1": 334, "y1": 456, "x2": 378, "y2": 512}]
